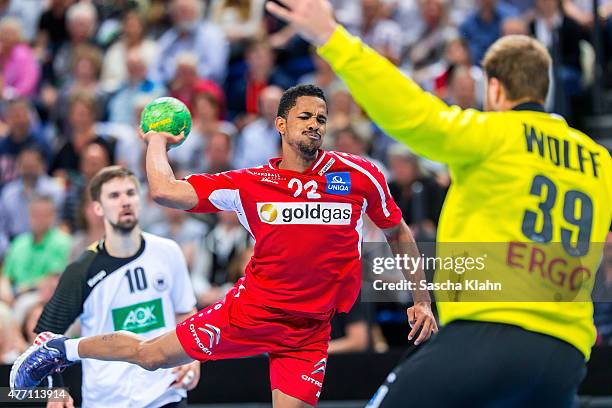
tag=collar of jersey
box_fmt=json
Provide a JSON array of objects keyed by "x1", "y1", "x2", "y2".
[
  {"x1": 97, "y1": 235, "x2": 146, "y2": 261},
  {"x1": 511, "y1": 102, "x2": 546, "y2": 113},
  {"x1": 268, "y1": 149, "x2": 327, "y2": 175}
]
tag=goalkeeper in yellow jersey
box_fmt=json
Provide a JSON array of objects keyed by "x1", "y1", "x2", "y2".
[{"x1": 267, "y1": 0, "x2": 612, "y2": 407}]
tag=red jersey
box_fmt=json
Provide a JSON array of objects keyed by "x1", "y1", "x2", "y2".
[{"x1": 185, "y1": 150, "x2": 402, "y2": 315}]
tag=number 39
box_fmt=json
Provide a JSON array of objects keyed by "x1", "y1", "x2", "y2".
[{"x1": 521, "y1": 175, "x2": 593, "y2": 257}]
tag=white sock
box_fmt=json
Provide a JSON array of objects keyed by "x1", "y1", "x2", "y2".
[{"x1": 64, "y1": 338, "x2": 82, "y2": 361}]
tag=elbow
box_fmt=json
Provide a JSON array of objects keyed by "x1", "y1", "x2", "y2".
[
  {"x1": 148, "y1": 174, "x2": 177, "y2": 205},
  {"x1": 150, "y1": 188, "x2": 177, "y2": 209},
  {"x1": 134, "y1": 339, "x2": 164, "y2": 371},
  {"x1": 149, "y1": 181, "x2": 195, "y2": 210},
  {"x1": 398, "y1": 220, "x2": 416, "y2": 242},
  {"x1": 149, "y1": 187, "x2": 167, "y2": 205}
]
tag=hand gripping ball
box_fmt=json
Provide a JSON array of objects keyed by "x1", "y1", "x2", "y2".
[{"x1": 140, "y1": 97, "x2": 192, "y2": 148}]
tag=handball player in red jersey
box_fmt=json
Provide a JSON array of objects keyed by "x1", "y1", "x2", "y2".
[{"x1": 11, "y1": 84, "x2": 436, "y2": 408}]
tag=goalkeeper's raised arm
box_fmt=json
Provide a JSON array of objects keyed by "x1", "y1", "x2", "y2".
[
  {"x1": 265, "y1": 0, "x2": 545, "y2": 166},
  {"x1": 267, "y1": 2, "x2": 612, "y2": 407}
]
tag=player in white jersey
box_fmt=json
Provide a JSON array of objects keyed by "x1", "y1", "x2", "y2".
[{"x1": 36, "y1": 166, "x2": 200, "y2": 408}]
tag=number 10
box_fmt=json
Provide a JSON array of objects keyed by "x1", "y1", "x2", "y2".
[{"x1": 125, "y1": 267, "x2": 147, "y2": 293}]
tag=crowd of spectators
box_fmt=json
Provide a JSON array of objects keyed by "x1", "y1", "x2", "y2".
[{"x1": 0, "y1": 0, "x2": 611, "y2": 362}]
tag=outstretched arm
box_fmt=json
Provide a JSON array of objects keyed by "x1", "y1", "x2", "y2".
[
  {"x1": 76, "y1": 330, "x2": 193, "y2": 371},
  {"x1": 143, "y1": 132, "x2": 199, "y2": 210},
  {"x1": 266, "y1": 0, "x2": 497, "y2": 165}
]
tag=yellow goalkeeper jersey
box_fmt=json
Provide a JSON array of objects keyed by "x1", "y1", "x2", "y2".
[{"x1": 319, "y1": 26, "x2": 612, "y2": 359}]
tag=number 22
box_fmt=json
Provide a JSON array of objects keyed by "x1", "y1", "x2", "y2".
[{"x1": 288, "y1": 178, "x2": 321, "y2": 199}]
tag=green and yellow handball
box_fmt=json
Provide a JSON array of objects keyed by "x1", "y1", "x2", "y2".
[{"x1": 140, "y1": 97, "x2": 192, "y2": 148}]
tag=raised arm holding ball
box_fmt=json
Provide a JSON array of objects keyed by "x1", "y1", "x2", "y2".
[
  {"x1": 12, "y1": 85, "x2": 436, "y2": 408},
  {"x1": 139, "y1": 97, "x2": 200, "y2": 210}
]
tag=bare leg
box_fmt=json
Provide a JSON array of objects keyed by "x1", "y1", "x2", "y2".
[
  {"x1": 77, "y1": 330, "x2": 193, "y2": 370},
  {"x1": 272, "y1": 389, "x2": 313, "y2": 408}
]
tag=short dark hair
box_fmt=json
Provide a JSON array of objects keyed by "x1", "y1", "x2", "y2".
[
  {"x1": 277, "y1": 84, "x2": 326, "y2": 119},
  {"x1": 482, "y1": 35, "x2": 551, "y2": 103},
  {"x1": 88, "y1": 166, "x2": 139, "y2": 202}
]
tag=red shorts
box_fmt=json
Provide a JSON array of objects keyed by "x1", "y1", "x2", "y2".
[{"x1": 176, "y1": 278, "x2": 332, "y2": 406}]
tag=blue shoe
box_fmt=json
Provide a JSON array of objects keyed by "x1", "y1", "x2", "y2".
[{"x1": 10, "y1": 332, "x2": 74, "y2": 393}]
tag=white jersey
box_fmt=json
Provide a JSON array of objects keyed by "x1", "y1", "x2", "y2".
[{"x1": 37, "y1": 232, "x2": 197, "y2": 408}]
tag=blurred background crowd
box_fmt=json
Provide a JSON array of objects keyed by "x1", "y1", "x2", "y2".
[{"x1": 0, "y1": 0, "x2": 610, "y2": 364}]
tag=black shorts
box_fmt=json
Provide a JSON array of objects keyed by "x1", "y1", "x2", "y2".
[{"x1": 367, "y1": 320, "x2": 586, "y2": 408}]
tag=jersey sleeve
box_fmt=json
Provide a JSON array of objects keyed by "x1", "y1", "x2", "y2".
[
  {"x1": 183, "y1": 170, "x2": 242, "y2": 213},
  {"x1": 168, "y1": 241, "x2": 197, "y2": 314},
  {"x1": 318, "y1": 26, "x2": 500, "y2": 166},
  {"x1": 34, "y1": 261, "x2": 88, "y2": 334},
  {"x1": 338, "y1": 153, "x2": 402, "y2": 229}
]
